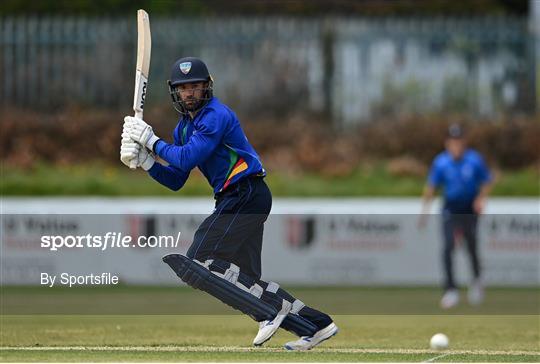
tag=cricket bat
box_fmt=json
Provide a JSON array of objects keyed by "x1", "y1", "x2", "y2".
[{"x1": 129, "y1": 9, "x2": 151, "y2": 169}]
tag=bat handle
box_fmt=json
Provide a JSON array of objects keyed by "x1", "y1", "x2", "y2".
[{"x1": 129, "y1": 111, "x2": 144, "y2": 169}]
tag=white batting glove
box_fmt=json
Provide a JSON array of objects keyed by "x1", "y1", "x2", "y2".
[
  {"x1": 123, "y1": 116, "x2": 160, "y2": 150},
  {"x1": 120, "y1": 136, "x2": 155, "y2": 171},
  {"x1": 120, "y1": 133, "x2": 140, "y2": 168},
  {"x1": 136, "y1": 147, "x2": 155, "y2": 171}
]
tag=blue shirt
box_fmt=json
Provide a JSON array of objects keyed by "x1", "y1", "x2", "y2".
[
  {"x1": 147, "y1": 97, "x2": 265, "y2": 194},
  {"x1": 428, "y1": 149, "x2": 491, "y2": 213}
]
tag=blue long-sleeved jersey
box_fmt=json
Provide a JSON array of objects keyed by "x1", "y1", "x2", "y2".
[
  {"x1": 147, "y1": 97, "x2": 265, "y2": 194},
  {"x1": 428, "y1": 148, "x2": 491, "y2": 213}
]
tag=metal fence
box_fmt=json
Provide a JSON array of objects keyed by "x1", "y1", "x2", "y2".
[{"x1": 1, "y1": 16, "x2": 535, "y2": 124}]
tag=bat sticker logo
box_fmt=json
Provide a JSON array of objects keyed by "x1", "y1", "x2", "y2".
[
  {"x1": 140, "y1": 81, "x2": 147, "y2": 109},
  {"x1": 179, "y1": 62, "x2": 192, "y2": 74}
]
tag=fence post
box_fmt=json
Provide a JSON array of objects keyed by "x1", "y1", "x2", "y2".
[{"x1": 2, "y1": 17, "x2": 14, "y2": 106}]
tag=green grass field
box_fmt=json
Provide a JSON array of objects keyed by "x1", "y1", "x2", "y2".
[
  {"x1": 1, "y1": 163, "x2": 538, "y2": 196},
  {"x1": 1, "y1": 287, "x2": 538, "y2": 362},
  {"x1": 1, "y1": 315, "x2": 538, "y2": 362}
]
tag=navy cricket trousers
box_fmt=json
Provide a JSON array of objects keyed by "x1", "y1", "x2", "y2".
[
  {"x1": 186, "y1": 175, "x2": 333, "y2": 331},
  {"x1": 186, "y1": 176, "x2": 272, "y2": 280},
  {"x1": 441, "y1": 211, "x2": 481, "y2": 290}
]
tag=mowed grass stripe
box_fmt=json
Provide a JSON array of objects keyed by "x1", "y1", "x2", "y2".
[{"x1": 1, "y1": 346, "x2": 538, "y2": 356}]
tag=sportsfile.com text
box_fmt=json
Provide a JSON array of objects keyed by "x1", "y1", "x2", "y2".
[{"x1": 40, "y1": 231, "x2": 181, "y2": 251}]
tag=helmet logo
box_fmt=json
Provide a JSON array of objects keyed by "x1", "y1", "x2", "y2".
[{"x1": 179, "y1": 62, "x2": 192, "y2": 74}]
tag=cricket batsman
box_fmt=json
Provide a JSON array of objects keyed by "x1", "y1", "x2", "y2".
[{"x1": 120, "y1": 57, "x2": 338, "y2": 349}]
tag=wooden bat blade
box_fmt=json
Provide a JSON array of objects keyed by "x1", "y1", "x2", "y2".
[
  {"x1": 129, "y1": 9, "x2": 152, "y2": 169},
  {"x1": 136, "y1": 9, "x2": 151, "y2": 78},
  {"x1": 133, "y1": 9, "x2": 151, "y2": 117}
]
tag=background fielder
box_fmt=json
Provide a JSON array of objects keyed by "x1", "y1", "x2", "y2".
[{"x1": 419, "y1": 124, "x2": 492, "y2": 309}]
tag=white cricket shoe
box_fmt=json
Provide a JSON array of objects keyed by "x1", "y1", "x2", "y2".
[
  {"x1": 468, "y1": 279, "x2": 484, "y2": 306},
  {"x1": 284, "y1": 322, "x2": 338, "y2": 351},
  {"x1": 253, "y1": 300, "x2": 292, "y2": 346},
  {"x1": 440, "y1": 289, "x2": 459, "y2": 309}
]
